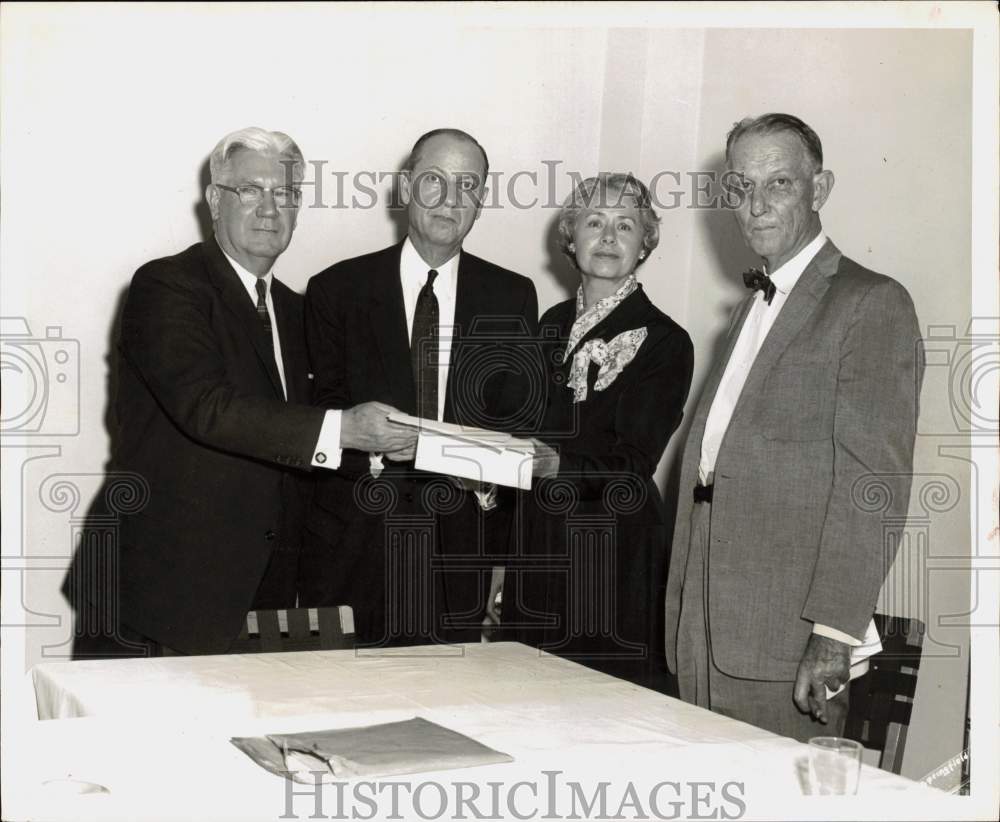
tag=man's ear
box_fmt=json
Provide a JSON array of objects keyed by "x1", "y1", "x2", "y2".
[
  {"x1": 812, "y1": 169, "x2": 835, "y2": 212},
  {"x1": 206, "y1": 184, "x2": 220, "y2": 222},
  {"x1": 398, "y1": 171, "x2": 412, "y2": 207}
]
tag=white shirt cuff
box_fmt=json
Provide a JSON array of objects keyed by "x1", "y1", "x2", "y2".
[
  {"x1": 311, "y1": 410, "x2": 343, "y2": 470},
  {"x1": 812, "y1": 622, "x2": 863, "y2": 646}
]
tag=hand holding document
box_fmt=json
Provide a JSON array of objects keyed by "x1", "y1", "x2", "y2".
[{"x1": 388, "y1": 413, "x2": 535, "y2": 490}]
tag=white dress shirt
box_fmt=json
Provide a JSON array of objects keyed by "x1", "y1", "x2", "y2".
[
  {"x1": 397, "y1": 239, "x2": 497, "y2": 508},
  {"x1": 698, "y1": 231, "x2": 827, "y2": 485},
  {"x1": 400, "y1": 235, "x2": 459, "y2": 422},
  {"x1": 695, "y1": 233, "x2": 878, "y2": 665},
  {"x1": 221, "y1": 248, "x2": 342, "y2": 470}
]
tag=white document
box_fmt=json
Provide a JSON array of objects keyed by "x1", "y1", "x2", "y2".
[{"x1": 388, "y1": 413, "x2": 535, "y2": 490}]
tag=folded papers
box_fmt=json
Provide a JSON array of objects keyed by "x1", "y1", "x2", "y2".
[
  {"x1": 388, "y1": 413, "x2": 535, "y2": 490},
  {"x1": 231, "y1": 717, "x2": 513, "y2": 783}
]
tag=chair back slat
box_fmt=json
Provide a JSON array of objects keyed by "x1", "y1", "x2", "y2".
[
  {"x1": 286, "y1": 608, "x2": 312, "y2": 642},
  {"x1": 256, "y1": 609, "x2": 284, "y2": 652},
  {"x1": 869, "y1": 669, "x2": 918, "y2": 699},
  {"x1": 317, "y1": 606, "x2": 346, "y2": 647},
  {"x1": 844, "y1": 613, "x2": 925, "y2": 774},
  {"x1": 227, "y1": 606, "x2": 355, "y2": 655}
]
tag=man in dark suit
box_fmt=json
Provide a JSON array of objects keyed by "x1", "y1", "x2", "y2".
[
  {"x1": 69, "y1": 127, "x2": 415, "y2": 658},
  {"x1": 665, "y1": 114, "x2": 924, "y2": 740},
  {"x1": 301, "y1": 128, "x2": 541, "y2": 647}
]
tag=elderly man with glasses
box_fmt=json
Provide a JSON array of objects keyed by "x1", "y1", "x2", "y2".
[{"x1": 67, "y1": 127, "x2": 415, "y2": 658}]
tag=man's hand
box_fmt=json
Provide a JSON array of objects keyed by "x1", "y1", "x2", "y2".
[
  {"x1": 384, "y1": 443, "x2": 416, "y2": 462},
  {"x1": 530, "y1": 438, "x2": 560, "y2": 478},
  {"x1": 793, "y1": 633, "x2": 851, "y2": 722},
  {"x1": 340, "y1": 402, "x2": 417, "y2": 453}
]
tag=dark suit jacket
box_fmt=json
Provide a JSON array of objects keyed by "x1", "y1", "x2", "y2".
[
  {"x1": 665, "y1": 240, "x2": 924, "y2": 681},
  {"x1": 302, "y1": 241, "x2": 540, "y2": 644},
  {"x1": 107, "y1": 237, "x2": 325, "y2": 654}
]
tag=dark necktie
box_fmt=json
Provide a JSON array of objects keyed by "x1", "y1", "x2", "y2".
[
  {"x1": 742, "y1": 267, "x2": 776, "y2": 305},
  {"x1": 411, "y1": 269, "x2": 439, "y2": 420},
  {"x1": 255, "y1": 277, "x2": 274, "y2": 352}
]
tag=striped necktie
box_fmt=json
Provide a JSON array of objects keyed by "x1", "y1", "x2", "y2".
[
  {"x1": 255, "y1": 277, "x2": 274, "y2": 352},
  {"x1": 411, "y1": 269, "x2": 439, "y2": 420}
]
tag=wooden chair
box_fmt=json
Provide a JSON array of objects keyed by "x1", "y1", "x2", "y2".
[
  {"x1": 228, "y1": 606, "x2": 355, "y2": 654},
  {"x1": 843, "y1": 613, "x2": 925, "y2": 774}
]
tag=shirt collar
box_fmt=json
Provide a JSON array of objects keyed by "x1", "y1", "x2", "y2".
[
  {"x1": 400, "y1": 236, "x2": 458, "y2": 295},
  {"x1": 765, "y1": 231, "x2": 826, "y2": 294},
  {"x1": 220, "y1": 246, "x2": 273, "y2": 294}
]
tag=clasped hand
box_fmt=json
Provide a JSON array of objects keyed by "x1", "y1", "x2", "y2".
[{"x1": 339, "y1": 402, "x2": 416, "y2": 456}]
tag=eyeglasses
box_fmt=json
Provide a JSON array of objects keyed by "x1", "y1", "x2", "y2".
[{"x1": 215, "y1": 183, "x2": 302, "y2": 208}]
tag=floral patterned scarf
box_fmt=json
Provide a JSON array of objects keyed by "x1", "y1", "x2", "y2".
[{"x1": 564, "y1": 275, "x2": 648, "y2": 403}]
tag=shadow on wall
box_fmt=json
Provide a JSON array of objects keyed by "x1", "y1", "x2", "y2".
[
  {"x1": 58, "y1": 279, "x2": 142, "y2": 659},
  {"x1": 60, "y1": 163, "x2": 217, "y2": 659},
  {"x1": 195, "y1": 158, "x2": 213, "y2": 243},
  {"x1": 658, "y1": 150, "x2": 759, "y2": 542},
  {"x1": 543, "y1": 203, "x2": 579, "y2": 303},
  {"x1": 388, "y1": 154, "x2": 410, "y2": 244}
]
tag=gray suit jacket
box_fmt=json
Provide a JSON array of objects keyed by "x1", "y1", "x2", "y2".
[{"x1": 665, "y1": 239, "x2": 924, "y2": 681}]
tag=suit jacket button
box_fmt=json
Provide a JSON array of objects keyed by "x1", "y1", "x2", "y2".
[
  {"x1": 315, "y1": 451, "x2": 327, "y2": 464},
  {"x1": 265, "y1": 530, "x2": 276, "y2": 541}
]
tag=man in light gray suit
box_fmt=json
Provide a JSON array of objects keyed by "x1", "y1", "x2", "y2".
[{"x1": 665, "y1": 113, "x2": 923, "y2": 741}]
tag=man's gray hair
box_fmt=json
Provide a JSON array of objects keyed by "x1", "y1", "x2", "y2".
[
  {"x1": 557, "y1": 173, "x2": 661, "y2": 271},
  {"x1": 725, "y1": 113, "x2": 824, "y2": 171},
  {"x1": 209, "y1": 127, "x2": 304, "y2": 184}
]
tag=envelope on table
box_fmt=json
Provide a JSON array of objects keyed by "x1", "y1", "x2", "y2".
[
  {"x1": 388, "y1": 413, "x2": 535, "y2": 490},
  {"x1": 231, "y1": 716, "x2": 514, "y2": 782}
]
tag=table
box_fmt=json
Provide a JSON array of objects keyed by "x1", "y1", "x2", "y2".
[{"x1": 17, "y1": 642, "x2": 948, "y2": 821}]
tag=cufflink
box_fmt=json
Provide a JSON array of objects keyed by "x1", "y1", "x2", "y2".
[{"x1": 315, "y1": 451, "x2": 327, "y2": 464}]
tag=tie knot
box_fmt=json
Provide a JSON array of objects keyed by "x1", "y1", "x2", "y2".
[
  {"x1": 255, "y1": 278, "x2": 268, "y2": 300},
  {"x1": 425, "y1": 269, "x2": 439, "y2": 288}
]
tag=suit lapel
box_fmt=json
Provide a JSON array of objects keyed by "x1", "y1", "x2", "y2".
[
  {"x1": 368, "y1": 243, "x2": 416, "y2": 414},
  {"x1": 203, "y1": 238, "x2": 284, "y2": 399},
  {"x1": 727, "y1": 239, "x2": 840, "y2": 424},
  {"x1": 694, "y1": 297, "x2": 754, "y2": 418},
  {"x1": 444, "y1": 250, "x2": 478, "y2": 424},
  {"x1": 670, "y1": 292, "x2": 752, "y2": 491},
  {"x1": 271, "y1": 284, "x2": 297, "y2": 403}
]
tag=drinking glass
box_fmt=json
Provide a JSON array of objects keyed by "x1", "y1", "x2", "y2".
[{"x1": 808, "y1": 736, "x2": 862, "y2": 795}]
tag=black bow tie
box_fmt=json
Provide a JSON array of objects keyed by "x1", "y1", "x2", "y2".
[{"x1": 742, "y1": 267, "x2": 776, "y2": 305}]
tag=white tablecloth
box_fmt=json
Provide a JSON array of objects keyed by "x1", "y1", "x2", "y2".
[{"x1": 18, "y1": 642, "x2": 948, "y2": 821}]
